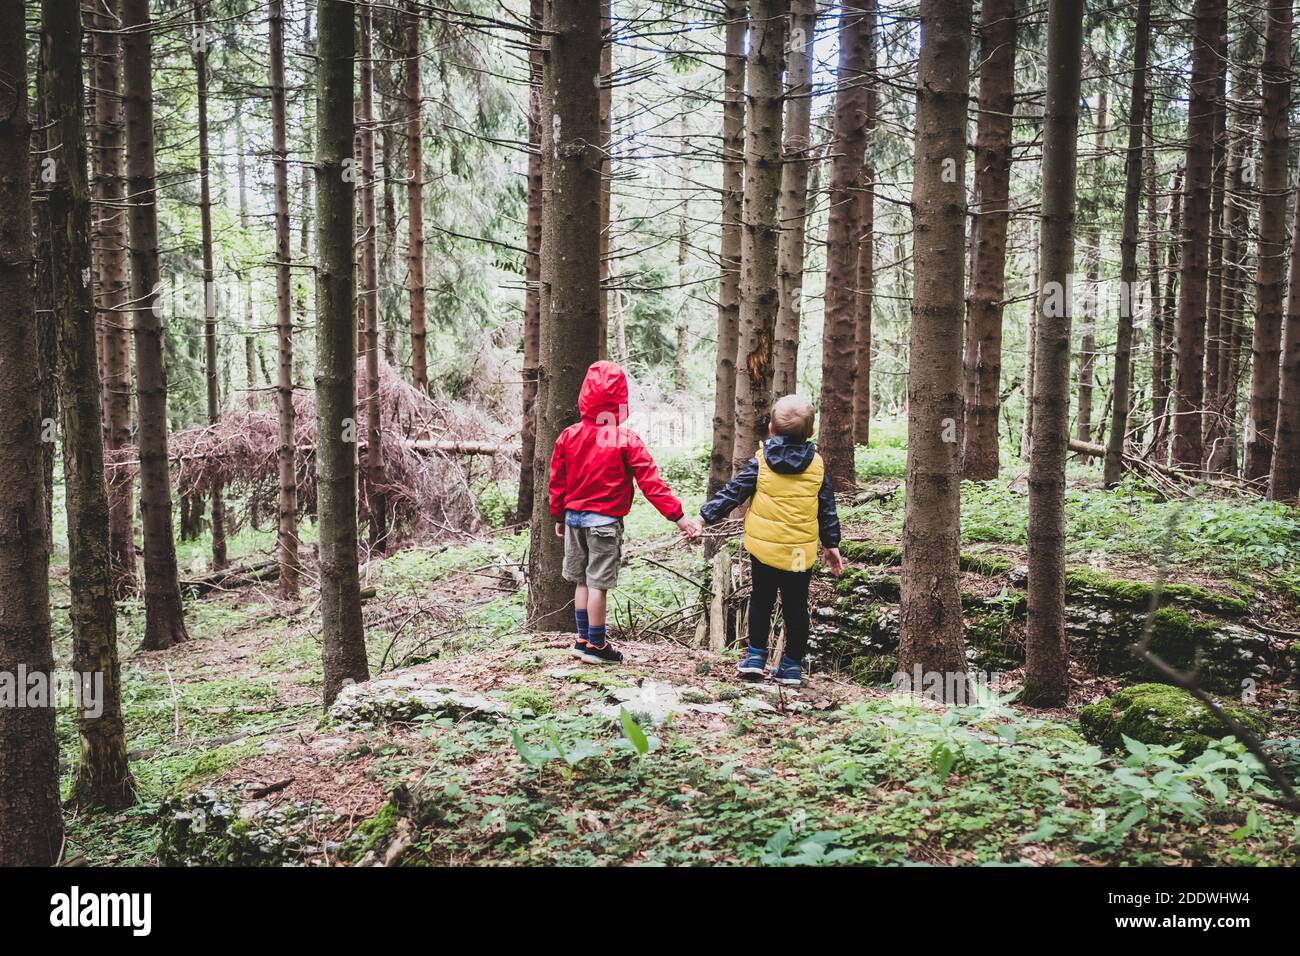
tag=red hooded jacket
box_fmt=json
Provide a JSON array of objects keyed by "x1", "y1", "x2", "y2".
[{"x1": 547, "y1": 362, "x2": 684, "y2": 523}]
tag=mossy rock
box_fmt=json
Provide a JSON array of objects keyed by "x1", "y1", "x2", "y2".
[
  {"x1": 839, "y1": 541, "x2": 1012, "y2": 578},
  {"x1": 839, "y1": 541, "x2": 903, "y2": 566},
  {"x1": 157, "y1": 789, "x2": 319, "y2": 866},
  {"x1": 1078, "y1": 683, "x2": 1268, "y2": 759},
  {"x1": 503, "y1": 686, "x2": 553, "y2": 716},
  {"x1": 1065, "y1": 568, "x2": 1250, "y2": 618}
]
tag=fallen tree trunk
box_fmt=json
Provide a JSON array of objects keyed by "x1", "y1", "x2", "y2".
[{"x1": 181, "y1": 559, "x2": 278, "y2": 595}]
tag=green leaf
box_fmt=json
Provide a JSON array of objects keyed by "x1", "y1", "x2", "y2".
[
  {"x1": 1120, "y1": 734, "x2": 1149, "y2": 761},
  {"x1": 620, "y1": 706, "x2": 650, "y2": 755},
  {"x1": 512, "y1": 730, "x2": 544, "y2": 768}
]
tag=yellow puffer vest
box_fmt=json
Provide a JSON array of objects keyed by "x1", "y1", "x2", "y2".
[{"x1": 743, "y1": 445, "x2": 824, "y2": 572}]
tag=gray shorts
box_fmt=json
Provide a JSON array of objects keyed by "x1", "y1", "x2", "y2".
[{"x1": 562, "y1": 521, "x2": 624, "y2": 590}]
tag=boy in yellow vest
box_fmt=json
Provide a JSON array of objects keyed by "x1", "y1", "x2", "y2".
[{"x1": 689, "y1": 394, "x2": 844, "y2": 686}]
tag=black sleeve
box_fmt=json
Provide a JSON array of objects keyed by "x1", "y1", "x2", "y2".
[
  {"x1": 699, "y1": 458, "x2": 759, "y2": 524},
  {"x1": 817, "y1": 473, "x2": 841, "y2": 548}
]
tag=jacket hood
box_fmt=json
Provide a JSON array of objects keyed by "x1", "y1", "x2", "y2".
[
  {"x1": 762, "y1": 436, "x2": 816, "y2": 474},
  {"x1": 578, "y1": 361, "x2": 630, "y2": 424}
]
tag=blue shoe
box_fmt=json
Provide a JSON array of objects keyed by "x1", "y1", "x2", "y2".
[
  {"x1": 737, "y1": 645, "x2": 768, "y2": 680},
  {"x1": 570, "y1": 639, "x2": 590, "y2": 658},
  {"x1": 771, "y1": 655, "x2": 802, "y2": 686}
]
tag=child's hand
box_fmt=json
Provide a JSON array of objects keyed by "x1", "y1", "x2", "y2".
[
  {"x1": 823, "y1": 547, "x2": 845, "y2": 576},
  {"x1": 677, "y1": 515, "x2": 703, "y2": 541},
  {"x1": 554, "y1": 522, "x2": 564, "y2": 538}
]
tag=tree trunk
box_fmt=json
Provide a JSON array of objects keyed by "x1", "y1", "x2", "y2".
[
  {"x1": 44, "y1": 0, "x2": 134, "y2": 811},
  {"x1": 91, "y1": 0, "x2": 137, "y2": 595},
  {"x1": 316, "y1": 0, "x2": 370, "y2": 705},
  {"x1": 1024, "y1": 0, "x2": 1084, "y2": 707},
  {"x1": 195, "y1": 0, "x2": 228, "y2": 572},
  {"x1": 708, "y1": 0, "x2": 746, "y2": 496},
  {"x1": 771, "y1": 0, "x2": 817, "y2": 398},
  {"x1": 235, "y1": 104, "x2": 258, "y2": 400},
  {"x1": 817, "y1": 0, "x2": 870, "y2": 491},
  {"x1": 674, "y1": 114, "x2": 692, "y2": 394},
  {"x1": 1270, "y1": 49, "x2": 1300, "y2": 500},
  {"x1": 1151, "y1": 166, "x2": 1183, "y2": 460},
  {"x1": 1103, "y1": 0, "x2": 1150, "y2": 486},
  {"x1": 1019, "y1": 227, "x2": 1040, "y2": 460},
  {"x1": 597, "y1": 0, "x2": 613, "y2": 359},
  {"x1": 961, "y1": 0, "x2": 1017, "y2": 481},
  {"x1": 1171, "y1": 0, "x2": 1228, "y2": 470},
  {"x1": 517, "y1": 0, "x2": 543, "y2": 523},
  {"x1": 0, "y1": 3, "x2": 63, "y2": 863},
  {"x1": 526, "y1": 0, "x2": 604, "y2": 630},
  {"x1": 731, "y1": 0, "x2": 787, "y2": 473},
  {"x1": 1075, "y1": 81, "x2": 1104, "y2": 449},
  {"x1": 405, "y1": 2, "x2": 428, "y2": 391},
  {"x1": 1137, "y1": 89, "x2": 1158, "y2": 452},
  {"x1": 1245, "y1": 0, "x2": 1290, "y2": 482},
  {"x1": 1207, "y1": 16, "x2": 1257, "y2": 474},
  {"x1": 359, "y1": 6, "x2": 389, "y2": 550},
  {"x1": 897, "y1": 0, "x2": 971, "y2": 701},
  {"x1": 851, "y1": 9, "x2": 878, "y2": 445},
  {"x1": 270, "y1": 0, "x2": 300, "y2": 598},
  {"x1": 123, "y1": 0, "x2": 188, "y2": 650}
]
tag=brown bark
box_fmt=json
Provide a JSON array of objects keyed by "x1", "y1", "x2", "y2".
[
  {"x1": 90, "y1": 0, "x2": 136, "y2": 594},
  {"x1": 961, "y1": 0, "x2": 1017, "y2": 481},
  {"x1": 44, "y1": 0, "x2": 135, "y2": 811},
  {"x1": 852, "y1": 10, "x2": 879, "y2": 446},
  {"x1": 406, "y1": 2, "x2": 428, "y2": 392},
  {"x1": 771, "y1": 0, "x2": 817, "y2": 398},
  {"x1": 817, "y1": 0, "x2": 871, "y2": 491},
  {"x1": 1246, "y1": 0, "x2": 1290, "y2": 481},
  {"x1": 1024, "y1": 0, "x2": 1084, "y2": 707},
  {"x1": 708, "y1": 0, "x2": 746, "y2": 496},
  {"x1": 1151, "y1": 166, "x2": 1183, "y2": 460},
  {"x1": 1207, "y1": 18, "x2": 1258, "y2": 473},
  {"x1": 731, "y1": 0, "x2": 787, "y2": 473},
  {"x1": 123, "y1": 0, "x2": 188, "y2": 650},
  {"x1": 1270, "y1": 73, "x2": 1300, "y2": 500},
  {"x1": 270, "y1": 0, "x2": 300, "y2": 598},
  {"x1": 1020, "y1": 226, "x2": 1039, "y2": 460},
  {"x1": 0, "y1": 1, "x2": 64, "y2": 863},
  {"x1": 359, "y1": 6, "x2": 389, "y2": 550},
  {"x1": 597, "y1": 0, "x2": 613, "y2": 360},
  {"x1": 1103, "y1": 0, "x2": 1150, "y2": 487},
  {"x1": 517, "y1": 0, "x2": 544, "y2": 522},
  {"x1": 897, "y1": 0, "x2": 971, "y2": 701},
  {"x1": 1171, "y1": 0, "x2": 1227, "y2": 469},
  {"x1": 316, "y1": 0, "x2": 370, "y2": 705},
  {"x1": 195, "y1": 0, "x2": 228, "y2": 572},
  {"x1": 1075, "y1": 83, "x2": 1104, "y2": 448},
  {"x1": 526, "y1": 0, "x2": 604, "y2": 630}
]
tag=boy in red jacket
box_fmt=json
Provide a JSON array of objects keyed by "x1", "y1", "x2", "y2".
[{"x1": 549, "y1": 361, "x2": 698, "y2": 664}]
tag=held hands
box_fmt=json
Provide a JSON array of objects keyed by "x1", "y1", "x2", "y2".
[
  {"x1": 822, "y1": 547, "x2": 845, "y2": 576},
  {"x1": 677, "y1": 515, "x2": 704, "y2": 541}
]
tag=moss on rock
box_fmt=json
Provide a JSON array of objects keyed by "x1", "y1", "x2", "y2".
[
  {"x1": 1078, "y1": 683, "x2": 1268, "y2": 759},
  {"x1": 1065, "y1": 568, "x2": 1250, "y2": 617}
]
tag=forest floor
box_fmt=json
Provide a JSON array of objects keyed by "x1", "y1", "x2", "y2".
[{"x1": 52, "y1": 423, "x2": 1300, "y2": 866}]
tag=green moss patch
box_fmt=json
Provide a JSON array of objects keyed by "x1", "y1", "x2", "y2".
[{"x1": 1078, "y1": 683, "x2": 1268, "y2": 759}]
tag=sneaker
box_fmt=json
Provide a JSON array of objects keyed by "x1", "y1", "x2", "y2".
[
  {"x1": 570, "y1": 639, "x2": 590, "y2": 658},
  {"x1": 579, "y1": 640, "x2": 624, "y2": 665},
  {"x1": 771, "y1": 655, "x2": 802, "y2": 686},
  {"x1": 737, "y1": 645, "x2": 768, "y2": 680}
]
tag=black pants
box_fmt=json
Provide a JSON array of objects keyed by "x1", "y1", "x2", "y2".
[{"x1": 748, "y1": 555, "x2": 812, "y2": 661}]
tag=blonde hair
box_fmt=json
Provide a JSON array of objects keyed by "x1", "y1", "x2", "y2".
[{"x1": 771, "y1": 394, "x2": 815, "y2": 442}]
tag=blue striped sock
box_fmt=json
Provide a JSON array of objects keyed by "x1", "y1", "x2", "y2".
[
  {"x1": 588, "y1": 624, "x2": 607, "y2": 649},
  {"x1": 575, "y1": 609, "x2": 589, "y2": 641}
]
